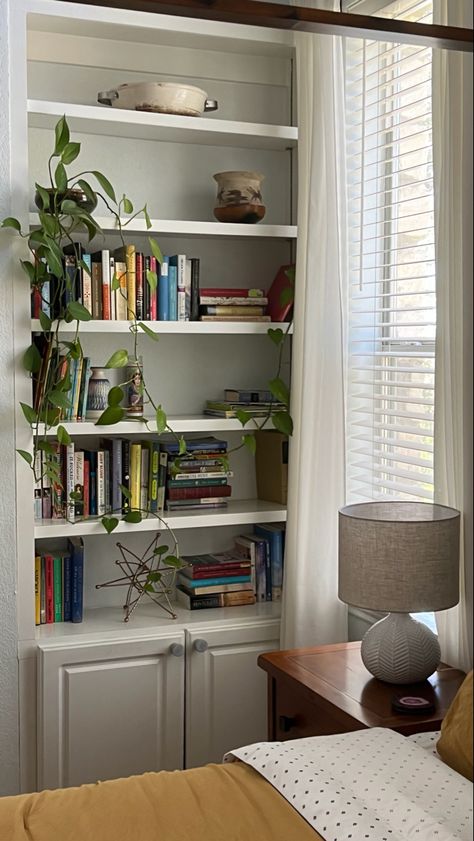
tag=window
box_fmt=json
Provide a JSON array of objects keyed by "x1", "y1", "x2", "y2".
[{"x1": 344, "y1": 0, "x2": 435, "y2": 505}]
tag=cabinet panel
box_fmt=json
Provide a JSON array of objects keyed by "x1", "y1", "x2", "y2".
[
  {"x1": 185, "y1": 622, "x2": 279, "y2": 768},
  {"x1": 38, "y1": 634, "x2": 185, "y2": 790}
]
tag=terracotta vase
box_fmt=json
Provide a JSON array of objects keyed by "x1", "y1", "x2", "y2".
[{"x1": 213, "y1": 170, "x2": 265, "y2": 224}]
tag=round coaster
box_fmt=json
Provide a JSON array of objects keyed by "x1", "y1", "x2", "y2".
[{"x1": 392, "y1": 695, "x2": 436, "y2": 715}]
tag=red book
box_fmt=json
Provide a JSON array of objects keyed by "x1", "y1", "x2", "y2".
[
  {"x1": 45, "y1": 554, "x2": 54, "y2": 624},
  {"x1": 31, "y1": 288, "x2": 42, "y2": 318},
  {"x1": 83, "y1": 457, "x2": 90, "y2": 518},
  {"x1": 167, "y1": 484, "x2": 232, "y2": 501},
  {"x1": 266, "y1": 264, "x2": 295, "y2": 322},
  {"x1": 199, "y1": 287, "x2": 264, "y2": 298},
  {"x1": 185, "y1": 564, "x2": 252, "y2": 579},
  {"x1": 136, "y1": 252, "x2": 144, "y2": 320}
]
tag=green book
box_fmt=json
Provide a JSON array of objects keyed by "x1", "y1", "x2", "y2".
[{"x1": 53, "y1": 556, "x2": 63, "y2": 623}]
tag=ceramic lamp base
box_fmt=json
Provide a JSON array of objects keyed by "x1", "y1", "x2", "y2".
[{"x1": 361, "y1": 612, "x2": 441, "y2": 684}]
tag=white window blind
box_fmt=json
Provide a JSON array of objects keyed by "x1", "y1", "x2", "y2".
[{"x1": 344, "y1": 0, "x2": 435, "y2": 503}]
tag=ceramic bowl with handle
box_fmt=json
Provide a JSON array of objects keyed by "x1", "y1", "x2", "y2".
[{"x1": 98, "y1": 82, "x2": 218, "y2": 117}]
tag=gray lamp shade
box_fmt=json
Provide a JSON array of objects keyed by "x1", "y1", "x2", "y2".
[{"x1": 338, "y1": 501, "x2": 460, "y2": 613}]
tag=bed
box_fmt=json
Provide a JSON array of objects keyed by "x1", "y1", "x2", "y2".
[{"x1": 1, "y1": 673, "x2": 471, "y2": 841}]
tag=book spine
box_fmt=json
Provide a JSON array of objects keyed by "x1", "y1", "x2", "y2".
[
  {"x1": 66, "y1": 442, "x2": 75, "y2": 522},
  {"x1": 168, "y1": 264, "x2": 178, "y2": 321},
  {"x1": 149, "y1": 256, "x2": 158, "y2": 320},
  {"x1": 73, "y1": 450, "x2": 84, "y2": 518},
  {"x1": 86, "y1": 452, "x2": 97, "y2": 517},
  {"x1": 148, "y1": 442, "x2": 160, "y2": 514},
  {"x1": 101, "y1": 250, "x2": 111, "y2": 319},
  {"x1": 178, "y1": 580, "x2": 254, "y2": 596},
  {"x1": 41, "y1": 278, "x2": 51, "y2": 319},
  {"x1": 115, "y1": 260, "x2": 128, "y2": 321},
  {"x1": 135, "y1": 252, "x2": 144, "y2": 320},
  {"x1": 157, "y1": 451, "x2": 168, "y2": 511},
  {"x1": 71, "y1": 543, "x2": 84, "y2": 623},
  {"x1": 45, "y1": 555, "x2": 54, "y2": 624},
  {"x1": 78, "y1": 357, "x2": 92, "y2": 421},
  {"x1": 177, "y1": 265, "x2": 186, "y2": 321},
  {"x1": 125, "y1": 244, "x2": 136, "y2": 320},
  {"x1": 140, "y1": 446, "x2": 149, "y2": 512},
  {"x1": 34, "y1": 555, "x2": 41, "y2": 625},
  {"x1": 255, "y1": 542, "x2": 266, "y2": 603},
  {"x1": 130, "y1": 443, "x2": 141, "y2": 511},
  {"x1": 190, "y1": 257, "x2": 200, "y2": 321},
  {"x1": 168, "y1": 477, "x2": 228, "y2": 488},
  {"x1": 172, "y1": 471, "x2": 233, "y2": 480},
  {"x1": 181, "y1": 574, "x2": 251, "y2": 588},
  {"x1": 143, "y1": 255, "x2": 150, "y2": 320},
  {"x1": 62, "y1": 554, "x2": 72, "y2": 622},
  {"x1": 110, "y1": 256, "x2": 116, "y2": 321},
  {"x1": 111, "y1": 438, "x2": 122, "y2": 514},
  {"x1": 168, "y1": 485, "x2": 231, "y2": 501},
  {"x1": 97, "y1": 450, "x2": 106, "y2": 516},
  {"x1": 40, "y1": 556, "x2": 46, "y2": 624},
  {"x1": 72, "y1": 357, "x2": 84, "y2": 421},
  {"x1": 91, "y1": 260, "x2": 103, "y2": 320},
  {"x1": 201, "y1": 305, "x2": 265, "y2": 315},
  {"x1": 53, "y1": 556, "x2": 63, "y2": 622},
  {"x1": 199, "y1": 287, "x2": 264, "y2": 297},
  {"x1": 41, "y1": 461, "x2": 52, "y2": 520},
  {"x1": 104, "y1": 448, "x2": 111, "y2": 513},
  {"x1": 64, "y1": 254, "x2": 77, "y2": 305},
  {"x1": 176, "y1": 589, "x2": 223, "y2": 610},
  {"x1": 263, "y1": 539, "x2": 272, "y2": 602},
  {"x1": 82, "y1": 253, "x2": 92, "y2": 315},
  {"x1": 200, "y1": 297, "x2": 268, "y2": 305},
  {"x1": 158, "y1": 258, "x2": 170, "y2": 320},
  {"x1": 122, "y1": 440, "x2": 131, "y2": 514},
  {"x1": 184, "y1": 257, "x2": 192, "y2": 320},
  {"x1": 83, "y1": 457, "x2": 90, "y2": 519}
]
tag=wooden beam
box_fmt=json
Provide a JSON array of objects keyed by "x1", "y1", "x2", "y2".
[{"x1": 64, "y1": 0, "x2": 473, "y2": 52}]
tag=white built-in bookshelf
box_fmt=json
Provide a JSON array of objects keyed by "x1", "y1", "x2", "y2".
[{"x1": 11, "y1": 0, "x2": 297, "y2": 789}]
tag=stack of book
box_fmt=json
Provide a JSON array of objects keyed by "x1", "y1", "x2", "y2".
[
  {"x1": 234, "y1": 523, "x2": 285, "y2": 603},
  {"x1": 198, "y1": 288, "x2": 270, "y2": 322},
  {"x1": 34, "y1": 537, "x2": 84, "y2": 625},
  {"x1": 175, "y1": 551, "x2": 256, "y2": 610},
  {"x1": 160, "y1": 437, "x2": 232, "y2": 512},
  {"x1": 31, "y1": 246, "x2": 201, "y2": 322},
  {"x1": 204, "y1": 387, "x2": 285, "y2": 418}
]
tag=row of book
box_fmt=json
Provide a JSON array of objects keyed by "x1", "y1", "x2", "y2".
[
  {"x1": 31, "y1": 245, "x2": 201, "y2": 322},
  {"x1": 175, "y1": 523, "x2": 285, "y2": 610},
  {"x1": 34, "y1": 436, "x2": 231, "y2": 522},
  {"x1": 204, "y1": 387, "x2": 285, "y2": 419},
  {"x1": 34, "y1": 537, "x2": 84, "y2": 625},
  {"x1": 32, "y1": 333, "x2": 92, "y2": 421}
]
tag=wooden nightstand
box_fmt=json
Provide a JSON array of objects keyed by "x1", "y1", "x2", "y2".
[{"x1": 258, "y1": 641, "x2": 465, "y2": 741}]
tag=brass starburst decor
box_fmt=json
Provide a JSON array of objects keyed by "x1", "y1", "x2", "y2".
[{"x1": 96, "y1": 533, "x2": 183, "y2": 622}]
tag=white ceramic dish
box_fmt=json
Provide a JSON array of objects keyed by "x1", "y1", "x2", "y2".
[{"x1": 98, "y1": 82, "x2": 218, "y2": 116}]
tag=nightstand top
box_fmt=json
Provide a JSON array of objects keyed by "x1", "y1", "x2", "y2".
[{"x1": 258, "y1": 641, "x2": 465, "y2": 734}]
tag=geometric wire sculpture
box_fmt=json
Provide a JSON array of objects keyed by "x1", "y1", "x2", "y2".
[{"x1": 95, "y1": 532, "x2": 179, "y2": 622}]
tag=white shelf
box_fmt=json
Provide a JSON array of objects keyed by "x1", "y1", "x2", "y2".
[
  {"x1": 29, "y1": 214, "x2": 296, "y2": 240},
  {"x1": 34, "y1": 499, "x2": 287, "y2": 539},
  {"x1": 32, "y1": 602, "x2": 282, "y2": 647},
  {"x1": 31, "y1": 319, "x2": 293, "y2": 334},
  {"x1": 28, "y1": 100, "x2": 297, "y2": 151},
  {"x1": 37, "y1": 415, "x2": 270, "y2": 436}
]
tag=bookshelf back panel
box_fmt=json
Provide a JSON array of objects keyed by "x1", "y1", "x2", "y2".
[{"x1": 28, "y1": 128, "x2": 291, "y2": 226}]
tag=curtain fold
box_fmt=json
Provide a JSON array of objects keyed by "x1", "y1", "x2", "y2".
[
  {"x1": 281, "y1": 9, "x2": 349, "y2": 648},
  {"x1": 433, "y1": 0, "x2": 473, "y2": 672}
]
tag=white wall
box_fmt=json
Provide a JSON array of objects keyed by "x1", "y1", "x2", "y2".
[{"x1": 0, "y1": 0, "x2": 20, "y2": 797}]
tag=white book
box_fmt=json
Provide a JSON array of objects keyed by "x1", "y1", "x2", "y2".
[
  {"x1": 97, "y1": 450, "x2": 106, "y2": 517},
  {"x1": 82, "y1": 253, "x2": 93, "y2": 315},
  {"x1": 73, "y1": 450, "x2": 84, "y2": 519},
  {"x1": 66, "y1": 442, "x2": 75, "y2": 523},
  {"x1": 109, "y1": 256, "x2": 116, "y2": 321}
]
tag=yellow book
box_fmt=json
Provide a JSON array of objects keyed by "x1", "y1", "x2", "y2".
[
  {"x1": 34, "y1": 555, "x2": 41, "y2": 626},
  {"x1": 115, "y1": 260, "x2": 128, "y2": 321},
  {"x1": 130, "y1": 442, "x2": 142, "y2": 511}
]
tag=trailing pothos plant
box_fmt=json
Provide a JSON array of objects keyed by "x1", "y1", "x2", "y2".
[{"x1": 1, "y1": 115, "x2": 293, "y2": 541}]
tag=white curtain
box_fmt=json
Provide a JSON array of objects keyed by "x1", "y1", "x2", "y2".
[
  {"x1": 281, "y1": 5, "x2": 349, "y2": 648},
  {"x1": 433, "y1": 0, "x2": 473, "y2": 672}
]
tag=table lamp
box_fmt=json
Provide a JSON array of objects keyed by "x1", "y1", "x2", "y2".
[{"x1": 338, "y1": 501, "x2": 460, "y2": 684}]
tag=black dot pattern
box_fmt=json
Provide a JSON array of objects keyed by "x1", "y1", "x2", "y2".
[{"x1": 224, "y1": 727, "x2": 473, "y2": 840}]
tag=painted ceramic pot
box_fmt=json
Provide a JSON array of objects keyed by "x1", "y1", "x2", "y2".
[
  {"x1": 86, "y1": 368, "x2": 111, "y2": 419},
  {"x1": 124, "y1": 360, "x2": 144, "y2": 417},
  {"x1": 213, "y1": 171, "x2": 266, "y2": 224}
]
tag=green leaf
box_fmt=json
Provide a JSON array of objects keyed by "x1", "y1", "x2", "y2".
[
  {"x1": 119, "y1": 484, "x2": 131, "y2": 500},
  {"x1": 272, "y1": 411, "x2": 293, "y2": 436},
  {"x1": 143, "y1": 205, "x2": 152, "y2": 230},
  {"x1": 163, "y1": 555, "x2": 182, "y2": 568},
  {"x1": 267, "y1": 327, "x2": 285, "y2": 346},
  {"x1": 101, "y1": 516, "x2": 119, "y2": 534},
  {"x1": 96, "y1": 406, "x2": 124, "y2": 425},
  {"x1": 54, "y1": 162, "x2": 68, "y2": 192},
  {"x1": 138, "y1": 321, "x2": 159, "y2": 341},
  {"x1": 236, "y1": 408, "x2": 252, "y2": 427},
  {"x1": 54, "y1": 115, "x2": 70, "y2": 155},
  {"x1": 111, "y1": 272, "x2": 120, "y2": 292},
  {"x1": 178, "y1": 436, "x2": 187, "y2": 456},
  {"x1": 38, "y1": 310, "x2": 52, "y2": 332},
  {"x1": 269, "y1": 377, "x2": 290, "y2": 406},
  {"x1": 20, "y1": 260, "x2": 36, "y2": 282},
  {"x1": 23, "y1": 343, "x2": 42, "y2": 373},
  {"x1": 122, "y1": 195, "x2": 133, "y2": 214},
  {"x1": 35, "y1": 184, "x2": 50, "y2": 211},
  {"x1": 1, "y1": 216, "x2": 21, "y2": 232},
  {"x1": 123, "y1": 510, "x2": 142, "y2": 523},
  {"x1": 67, "y1": 301, "x2": 92, "y2": 322},
  {"x1": 37, "y1": 440, "x2": 55, "y2": 455},
  {"x1": 147, "y1": 571, "x2": 162, "y2": 582},
  {"x1": 57, "y1": 425, "x2": 72, "y2": 445},
  {"x1": 242, "y1": 433, "x2": 256, "y2": 455},
  {"x1": 92, "y1": 171, "x2": 117, "y2": 203},
  {"x1": 44, "y1": 246, "x2": 63, "y2": 278},
  {"x1": 61, "y1": 141, "x2": 81, "y2": 165},
  {"x1": 284, "y1": 266, "x2": 296, "y2": 283},
  {"x1": 48, "y1": 390, "x2": 73, "y2": 410},
  {"x1": 155, "y1": 406, "x2": 167, "y2": 434},
  {"x1": 107, "y1": 386, "x2": 124, "y2": 407},
  {"x1": 60, "y1": 199, "x2": 81, "y2": 215},
  {"x1": 153, "y1": 544, "x2": 170, "y2": 556},
  {"x1": 20, "y1": 403, "x2": 37, "y2": 424},
  {"x1": 146, "y1": 269, "x2": 157, "y2": 293},
  {"x1": 17, "y1": 449, "x2": 33, "y2": 466},
  {"x1": 148, "y1": 237, "x2": 163, "y2": 265},
  {"x1": 39, "y1": 212, "x2": 59, "y2": 237},
  {"x1": 280, "y1": 286, "x2": 294, "y2": 307},
  {"x1": 105, "y1": 349, "x2": 129, "y2": 369},
  {"x1": 77, "y1": 179, "x2": 97, "y2": 206}
]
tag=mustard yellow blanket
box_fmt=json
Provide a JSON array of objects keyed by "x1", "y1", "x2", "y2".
[{"x1": 0, "y1": 762, "x2": 320, "y2": 841}]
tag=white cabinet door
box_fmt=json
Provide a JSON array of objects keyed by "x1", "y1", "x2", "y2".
[
  {"x1": 37, "y1": 633, "x2": 185, "y2": 790},
  {"x1": 185, "y1": 621, "x2": 279, "y2": 768}
]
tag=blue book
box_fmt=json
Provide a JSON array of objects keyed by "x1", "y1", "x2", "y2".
[
  {"x1": 85, "y1": 451, "x2": 97, "y2": 516},
  {"x1": 255, "y1": 523, "x2": 285, "y2": 601},
  {"x1": 158, "y1": 257, "x2": 170, "y2": 320},
  {"x1": 178, "y1": 574, "x2": 251, "y2": 588},
  {"x1": 68, "y1": 536, "x2": 84, "y2": 623},
  {"x1": 160, "y1": 436, "x2": 227, "y2": 454},
  {"x1": 168, "y1": 264, "x2": 178, "y2": 321},
  {"x1": 62, "y1": 553, "x2": 72, "y2": 621},
  {"x1": 79, "y1": 357, "x2": 92, "y2": 421}
]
